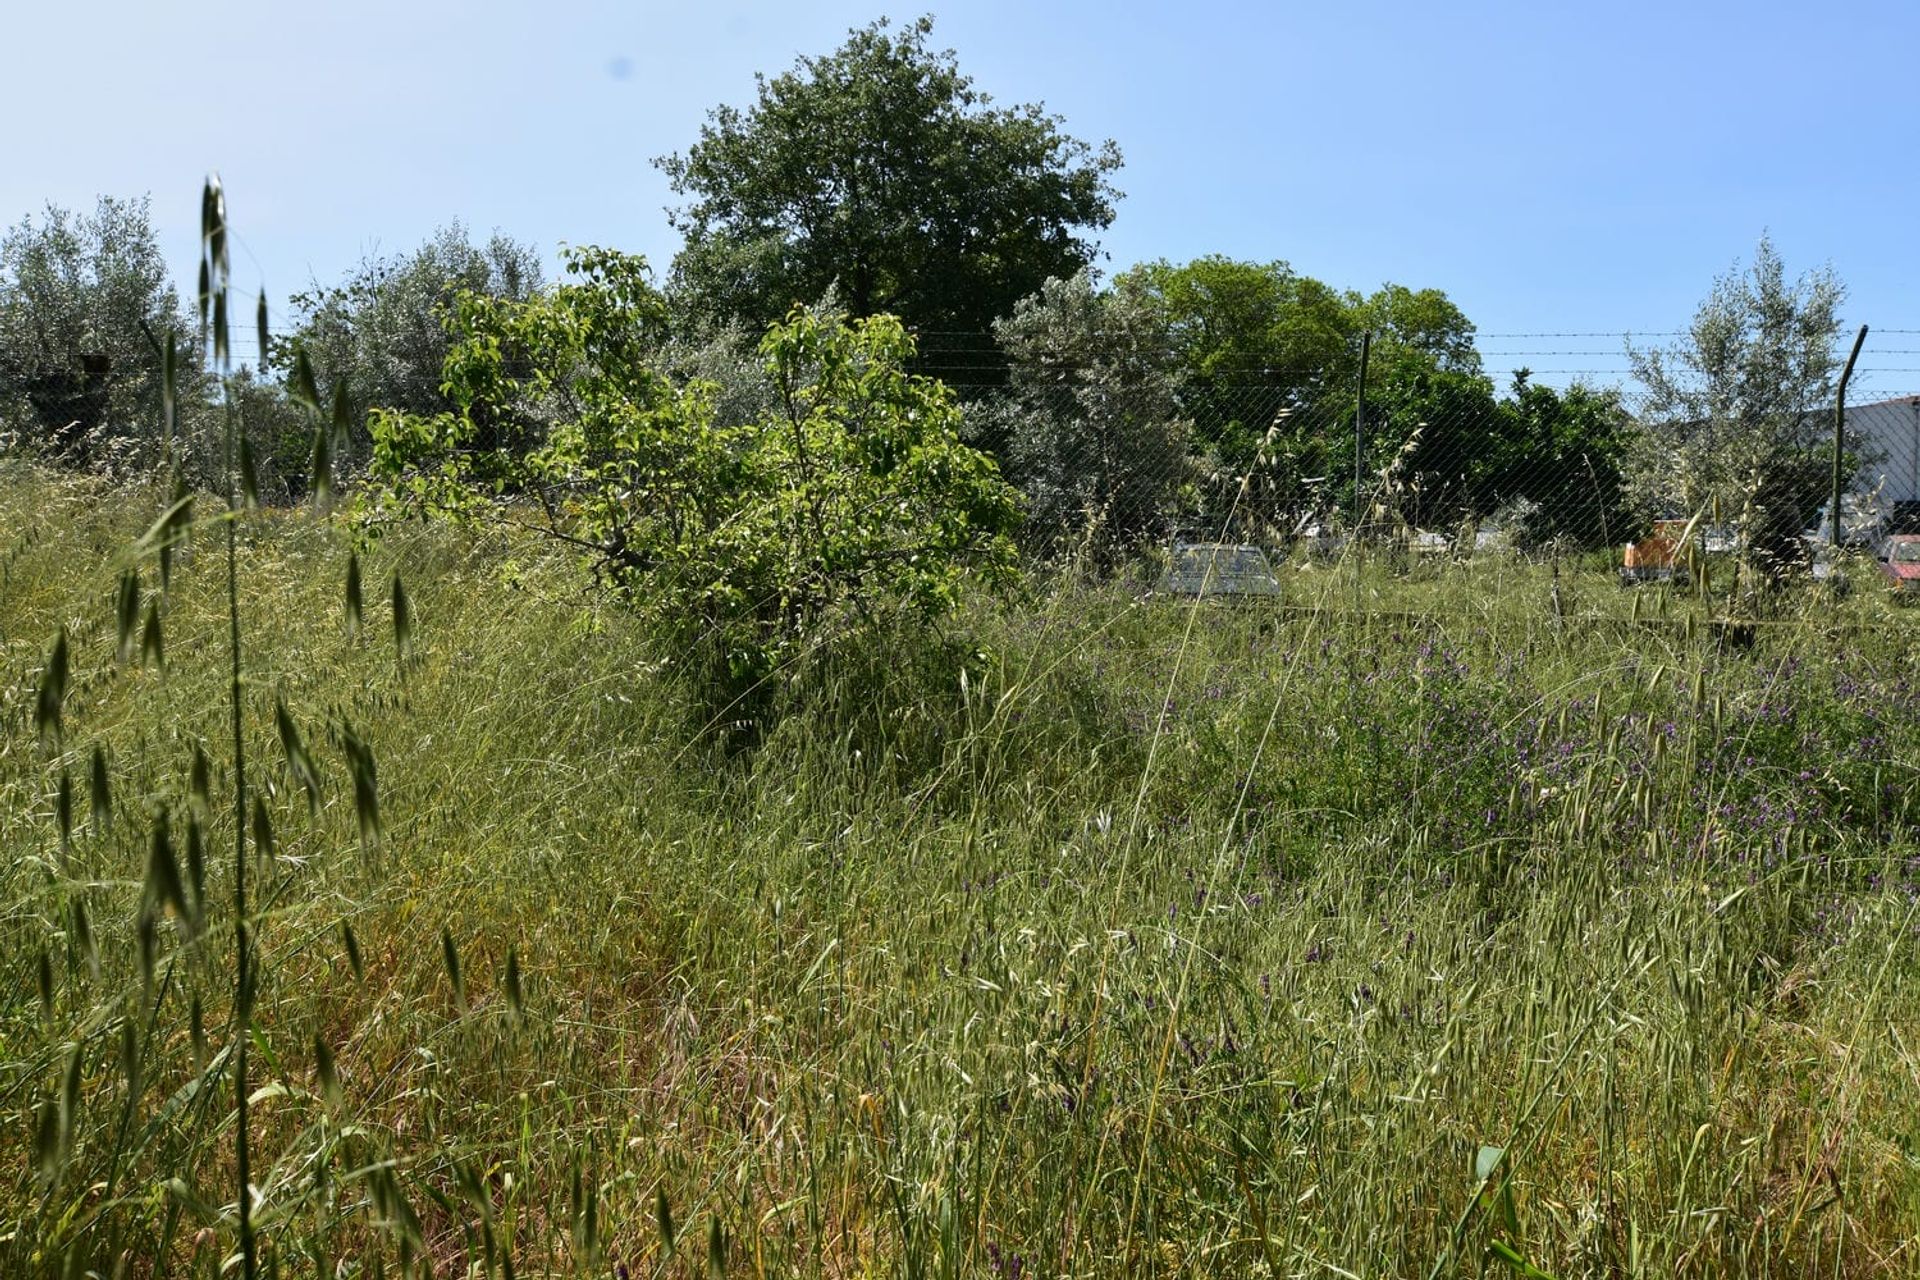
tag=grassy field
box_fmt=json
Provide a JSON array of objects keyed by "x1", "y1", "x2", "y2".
[{"x1": 4, "y1": 459, "x2": 1920, "y2": 1277}]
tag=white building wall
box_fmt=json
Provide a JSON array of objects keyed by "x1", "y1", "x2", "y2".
[{"x1": 1848, "y1": 397, "x2": 1920, "y2": 505}]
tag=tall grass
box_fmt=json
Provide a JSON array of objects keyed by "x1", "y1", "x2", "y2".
[{"x1": 5, "y1": 443, "x2": 1920, "y2": 1275}]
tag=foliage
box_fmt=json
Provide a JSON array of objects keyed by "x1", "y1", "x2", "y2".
[
  {"x1": 982, "y1": 269, "x2": 1188, "y2": 561},
  {"x1": 1357, "y1": 345, "x2": 1500, "y2": 527},
  {"x1": 1627, "y1": 234, "x2": 1845, "y2": 564},
  {"x1": 1119, "y1": 257, "x2": 1356, "y2": 489},
  {"x1": 657, "y1": 16, "x2": 1121, "y2": 381},
  {"x1": 283, "y1": 222, "x2": 543, "y2": 469},
  {"x1": 0, "y1": 197, "x2": 202, "y2": 472},
  {"x1": 653, "y1": 314, "x2": 781, "y2": 430},
  {"x1": 1108, "y1": 258, "x2": 1515, "y2": 533},
  {"x1": 1122, "y1": 257, "x2": 1356, "y2": 408},
  {"x1": 369, "y1": 246, "x2": 1023, "y2": 695},
  {"x1": 1494, "y1": 372, "x2": 1633, "y2": 546},
  {"x1": 1351, "y1": 281, "x2": 1482, "y2": 377}
]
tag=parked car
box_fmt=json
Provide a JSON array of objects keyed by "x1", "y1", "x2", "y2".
[
  {"x1": 1157, "y1": 541, "x2": 1283, "y2": 598},
  {"x1": 1702, "y1": 524, "x2": 1741, "y2": 555},
  {"x1": 1881, "y1": 534, "x2": 1920, "y2": 599},
  {"x1": 1806, "y1": 496, "x2": 1888, "y2": 549},
  {"x1": 1471, "y1": 524, "x2": 1513, "y2": 555}
]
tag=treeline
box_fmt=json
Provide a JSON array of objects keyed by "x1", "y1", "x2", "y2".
[{"x1": 0, "y1": 17, "x2": 1844, "y2": 561}]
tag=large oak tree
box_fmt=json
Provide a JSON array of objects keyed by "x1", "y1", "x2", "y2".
[{"x1": 657, "y1": 16, "x2": 1121, "y2": 381}]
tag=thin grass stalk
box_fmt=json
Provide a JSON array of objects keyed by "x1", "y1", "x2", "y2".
[{"x1": 200, "y1": 172, "x2": 257, "y2": 1280}]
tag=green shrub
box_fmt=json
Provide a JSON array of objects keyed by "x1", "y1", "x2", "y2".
[{"x1": 369, "y1": 247, "x2": 1023, "y2": 704}]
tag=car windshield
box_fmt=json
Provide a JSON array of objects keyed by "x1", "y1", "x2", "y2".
[{"x1": 1891, "y1": 542, "x2": 1920, "y2": 563}]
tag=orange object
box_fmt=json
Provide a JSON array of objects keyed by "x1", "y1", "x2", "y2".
[{"x1": 1624, "y1": 535, "x2": 1675, "y2": 569}]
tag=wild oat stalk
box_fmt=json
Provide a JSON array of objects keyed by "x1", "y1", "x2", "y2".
[{"x1": 192, "y1": 172, "x2": 261, "y2": 1280}]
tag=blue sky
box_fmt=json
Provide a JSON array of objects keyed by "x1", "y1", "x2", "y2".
[{"x1": 7, "y1": 0, "x2": 1918, "y2": 394}]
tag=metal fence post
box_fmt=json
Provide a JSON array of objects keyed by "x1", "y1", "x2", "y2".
[
  {"x1": 1832, "y1": 324, "x2": 1869, "y2": 548},
  {"x1": 1353, "y1": 330, "x2": 1371, "y2": 536}
]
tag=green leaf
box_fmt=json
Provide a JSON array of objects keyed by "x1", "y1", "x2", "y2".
[
  {"x1": 505, "y1": 945, "x2": 524, "y2": 1019},
  {"x1": 33, "y1": 1097, "x2": 61, "y2": 1185},
  {"x1": 135, "y1": 492, "x2": 195, "y2": 592},
  {"x1": 190, "y1": 745, "x2": 212, "y2": 818},
  {"x1": 190, "y1": 994, "x2": 207, "y2": 1072},
  {"x1": 251, "y1": 795, "x2": 275, "y2": 865},
  {"x1": 441, "y1": 927, "x2": 465, "y2": 1012},
  {"x1": 331, "y1": 376, "x2": 353, "y2": 455},
  {"x1": 342, "y1": 722, "x2": 381, "y2": 850},
  {"x1": 290, "y1": 345, "x2": 321, "y2": 412},
  {"x1": 141, "y1": 599, "x2": 165, "y2": 670},
  {"x1": 1489, "y1": 1238, "x2": 1560, "y2": 1279},
  {"x1": 656, "y1": 1187, "x2": 676, "y2": 1257},
  {"x1": 59, "y1": 1042, "x2": 82, "y2": 1167},
  {"x1": 196, "y1": 258, "x2": 210, "y2": 340},
  {"x1": 145, "y1": 811, "x2": 190, "y2": 925},
  {"x1": 115, "y1": 569, "x2": 141, "y2": 663},
  {"x1": 213, "y1": 289, "x2": 229, "y2": 369},
  {"x1": 72, "y1": 898, "x2": 96, "y2": 980},
  {"x1": 311, "y1": 415, "x2": 334, "y2": 506},
  {"x1": 256, "y1": 290, "x2": 270, "y2": 371},
  {"x1": 238, "y1": 434, "x2": 262, "y2": 509},
  {"x1": 120, "y1": 1019, "x2": 143, "y2": 1103},
  {"x1": 314, "y1": 1035, "x2": 341, "y2": 1107}
]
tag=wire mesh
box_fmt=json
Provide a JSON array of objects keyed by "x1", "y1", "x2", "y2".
[{"x1": 951, "y1": 369, "x2": 1920, "y2": 605}]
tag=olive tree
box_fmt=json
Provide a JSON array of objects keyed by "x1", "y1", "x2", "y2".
[
  {"x1": 283, "y1": 223, "x2": 543, "y2": 469},
  {"x1": 1626, "y1": 235, "x2": 1846, "y2": 568},
  {"x1": 982, "y1": 270, "x2": 1188, "y2": 564},
  {"x1": 0, "y1": 196, "x2": 202, "y2": 473}
]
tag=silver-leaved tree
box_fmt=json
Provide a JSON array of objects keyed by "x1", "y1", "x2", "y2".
[{"x1": 1626, "y1": 234, "x2": 1847, "y2": 571}]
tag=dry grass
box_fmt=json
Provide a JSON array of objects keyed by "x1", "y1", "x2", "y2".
[{"x1": 4, "y1": 458, "x2": 1920, "y2": 1276}]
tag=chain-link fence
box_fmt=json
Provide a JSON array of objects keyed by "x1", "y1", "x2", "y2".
[{"x1": 953, "y1": 364, "x2": 1920, "y2": 613}]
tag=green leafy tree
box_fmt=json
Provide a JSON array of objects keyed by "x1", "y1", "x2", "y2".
[
  {"x1": 0, "y1": 196, "x2": 201, "y2": 471},
  {"x1": 283, "y1": 222, "x2": 543, "y2": 467},
  {"x1": 1117, "y1": 257, "x2": 1358, "y2": 532},
  {"x1": 1352, "y1": 283, "x2": 1481, "y2": 377},
  {"x1": 1121, "y1": 256, "x2": 1355, "y2": 441},
  {"x1": 981, "y1": 270, "x2": 1187, "y2": 561},
  {"x1": 1358, "y1": 349, "x2": 1500, "y2": 529},
  {"x1": 1493, "y1": 373, "x2": 1632, "y2": 547},
  {"x1": 1627, "y1": 234, "x2": 1845, "y2": 568},
  {"x1": 1324, "y1": 285, "x2": 1490, "y2": 528},
  {"x1": 1110, "y1": 259, "x2": 1497, "y2": 532},
  {"x1": 369, "y1": 247, "x2": 1022, "y2": 699},
  {"x1": 654, "y1": 316, "x2": 782, "y2": 431},
  {"x1": 657, "y1": 16, "x2": 1121, "y2": 382}
]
